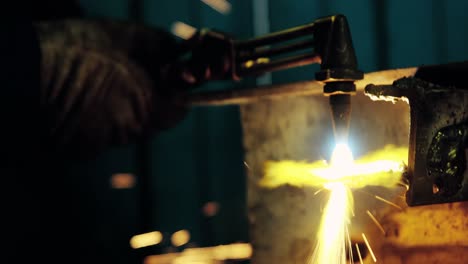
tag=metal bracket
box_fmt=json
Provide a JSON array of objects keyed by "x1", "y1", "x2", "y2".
[{"x1": 365, "y1": 62, "x2": 468, "y2": 206}]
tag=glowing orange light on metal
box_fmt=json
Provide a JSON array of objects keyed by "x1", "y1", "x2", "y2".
[{"x1": 362, "y1": 233, "x2": 377, "y2": 262}]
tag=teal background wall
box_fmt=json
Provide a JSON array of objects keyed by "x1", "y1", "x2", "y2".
[{"x1": 58, "y1": 0, "x2": 468, "y2": 263}]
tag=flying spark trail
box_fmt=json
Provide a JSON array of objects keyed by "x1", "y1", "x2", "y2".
[
  {"x1": 362, "y1": 233, "x2": 377, "y2": 262},
  {"x1": 346, "y1": 223, "x2": 354, "y2": 263},
  {"x1": 374, "y1": 195, "x2": 403, "y2": 210},
  {"x1": 355, "y1": 243, "x2": 364, "y2": 264},
  {"x1": 366, "y1": 210, "x2": 386, "y2": 235},
  {"x1": 309, "y1": 182, "x2": 351, "y2": 264},
  {"x1": 309, "y1": 144, "x2": 354, "y2": 264},
  {"x1": 397, "y1": 181, "x2": 409, "y2": 190}
]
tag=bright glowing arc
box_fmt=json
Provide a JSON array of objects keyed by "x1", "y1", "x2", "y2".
[
  {"x1": 330, "y1": 143, "x2": 354, "y2": 167},
  {"x1": 326, "y1": 143, "x2": 355, "y2": 182}
]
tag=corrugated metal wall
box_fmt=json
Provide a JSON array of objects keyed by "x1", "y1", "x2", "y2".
[{"x1": 67, "y1": 0, "x2": 468, "y2": 263}]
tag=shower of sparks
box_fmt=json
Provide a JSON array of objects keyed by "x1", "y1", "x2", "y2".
[
  {"x1": 362, "y1": 233, "x2": 377, "y2": 262},
  {"x1": 309, "y1": 144, "x2": 355, "y2": 264},
  {"x1": 201, "y1": 0, "x2": 232, "y2": 14},
  {"x1": 346, "y1": 223, "x2": 354, "y2": 263},
  {"x1": 309, "y1": 182, "x2": 352, "y2": 264},
  {"x1": 355, "y1": 243, "x2": 364, "y2": 264},
  {"x1": 366, "y1": 210, "x2": 386, "y2": 235},
  {"x1": 261, "y1": 144, "x2": 408, "y2": 263}
]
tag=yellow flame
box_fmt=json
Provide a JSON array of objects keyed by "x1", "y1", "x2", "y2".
[{"x1": 261, "y1": 144, "x2": 407, "y2": 189}]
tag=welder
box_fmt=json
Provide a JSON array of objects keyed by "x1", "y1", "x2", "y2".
[
  {"x1": 2, "y1": 2, "x2": 363, "y2": 263},
  {"x1": 2, "y1": 6, "x2": 220, "y2": 264}
]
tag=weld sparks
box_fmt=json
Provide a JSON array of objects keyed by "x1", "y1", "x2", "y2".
[
  {"x1": 261, "y1": 144, "x2": 407, "y2": 263},
  {"x1": 310, "y1": 182, "x2": 352, "y2": 263}
]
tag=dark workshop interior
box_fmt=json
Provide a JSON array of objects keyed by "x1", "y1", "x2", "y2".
[{"x1": 4, "y1": 0, "x2": 468, "y2": 264}]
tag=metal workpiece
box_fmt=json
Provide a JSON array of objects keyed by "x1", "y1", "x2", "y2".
[
  {"x1": 241, "y1": 91, "x2": 411, "y2": 264},
  {"x1": 187, "y1": 67, "x2": 417, "y2": 106},
  {"x1": 364, "y1": 62, "x2": 468, "y2": 206}
]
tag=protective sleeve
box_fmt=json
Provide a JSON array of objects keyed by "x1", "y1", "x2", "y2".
[{"x1": 35, "y1": 19, "x2": 191, "y2": 157}]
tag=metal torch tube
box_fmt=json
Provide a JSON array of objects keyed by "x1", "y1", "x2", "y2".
[{"x1": 329, "y1": 93, "x2": 352, "y2": 144}]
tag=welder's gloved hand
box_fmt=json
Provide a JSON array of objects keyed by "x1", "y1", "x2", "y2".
[
  {"x1": 170, "y1": 28, "x2": 236, "y2": 85},
  {"x1": 35, "y1": 19, "x2": 194, "y2": 157}
]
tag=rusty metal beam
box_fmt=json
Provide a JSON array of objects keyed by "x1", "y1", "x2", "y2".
[{"x1": 187, "y1": 67, "x2": 417, "y2": 106}]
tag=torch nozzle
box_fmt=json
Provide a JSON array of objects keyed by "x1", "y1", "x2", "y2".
[{"x1": 329, "y1": 94, "x2": 352, "y2": 144}]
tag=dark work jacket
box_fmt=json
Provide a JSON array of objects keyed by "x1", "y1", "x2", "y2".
[{"x1": 0, "y1": 17, "x2": 187, "y2": 263}]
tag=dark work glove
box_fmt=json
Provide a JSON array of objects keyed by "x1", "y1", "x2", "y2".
[
  {"x1": 35, "y1": 19, "x2": 192, "y2": 156},
  {"x1": 163, "y1": 28, "x2": 237, "y2": 86}
]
